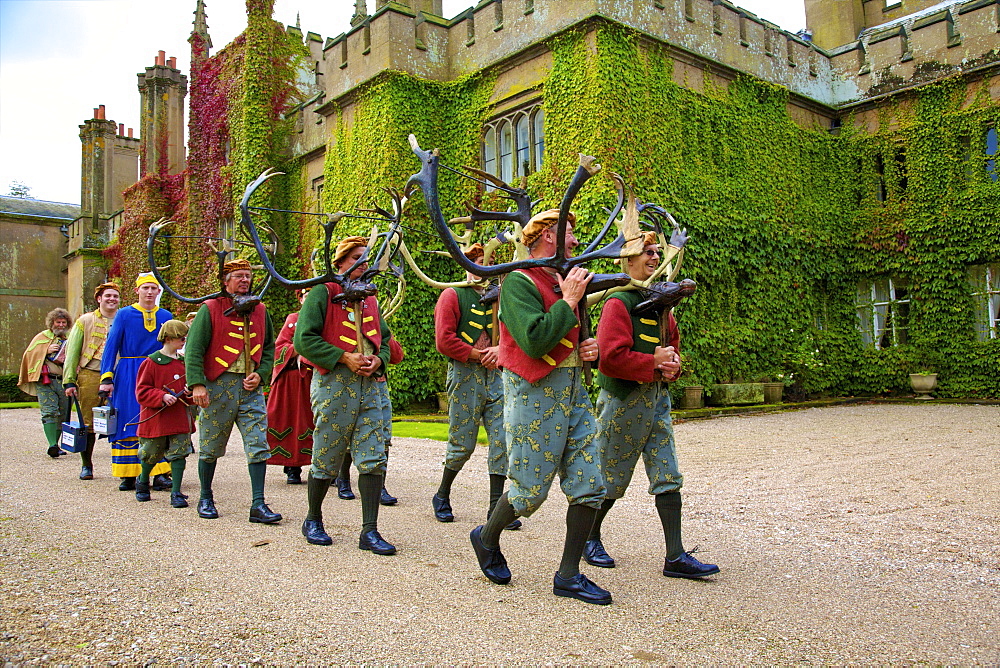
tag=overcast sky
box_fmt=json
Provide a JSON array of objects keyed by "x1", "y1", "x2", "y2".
[{"x1": 0, "y1": 0, "x2": 806, "y2": 204}]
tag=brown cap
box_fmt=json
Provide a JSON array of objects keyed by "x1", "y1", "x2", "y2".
[
  {"x1": 463, "y1": 243, "x2": 485, "y2": 262},
  {"x1": 334, "y1": 236, "x2": 368, "y2": 267},
  {"x1": 93, "y1": 282, "x2": 121, "y2": 301},
  {"x1": 157, "y1": 319, "x2": 190, "y2": 342},
  {"x1": 521, "y1": 209, "x2": 576, "y2": 247},
  {"x1": 223, "y1": 258, "x2": 252, "y2": 274},
  {"x1": 641, "y1": 231, "x2": 659, "y2": 247}
]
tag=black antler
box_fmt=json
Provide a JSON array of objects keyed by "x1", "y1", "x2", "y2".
[
  {"x1": 405, "y1": 135, "x2": 637, "y2": 281},
  {"x1": 238, "y1": 169, "x2": 404, "y2": 302},
  {"x1": 146, "y1": 217, "x2": 278, "y2": 311}
]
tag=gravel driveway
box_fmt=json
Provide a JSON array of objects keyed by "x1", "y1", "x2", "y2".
[{"x1": 2, "y1": 403, "x2": 998, "y2": 664}]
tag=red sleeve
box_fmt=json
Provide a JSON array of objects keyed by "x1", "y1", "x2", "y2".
[
  {"x1": 389, "y1": 336, "x2": 405, "y2": 365},
  {"x1": 434, "y1": 288, "x2": 474, "y2": 362},
  {"x1": 272, "y1": 313, "x2": 299, "y2": 381},
  {"x1": 135, "y1": 358, "x2": 167, "y2": 408},
  {"x1": 596, "y1": 298, "x2": 657, "y2": 384}
]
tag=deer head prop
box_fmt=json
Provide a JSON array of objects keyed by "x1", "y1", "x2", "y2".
[
  {"x1": 146, "y1": 217, "x2": 278, "y2": 316},
  {"x1": 404, "y1": 134, "x2": 642, "y2": 289},
  {"x1": 584, "y1": 199, "x2": 692, "y2": 308},
  {"x1": 237, "y1": 168, "x2": 404, "y2": 304}
]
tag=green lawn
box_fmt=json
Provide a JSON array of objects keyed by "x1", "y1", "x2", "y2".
[
  {"x1": 0, "y1": 402, "x2": 39, "y2": 409},
  {"x1": 392, "y1": 421, "x2": 488, "y2": 444}
]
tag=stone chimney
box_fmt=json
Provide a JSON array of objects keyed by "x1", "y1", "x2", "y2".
[{"x1": 137, "y1": 51, "x2": 188, "y2": 176}]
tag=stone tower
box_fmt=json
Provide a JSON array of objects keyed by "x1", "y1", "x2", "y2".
[
  {"x1": 67, "y1": 105, "x2": 139, "y2": 316},
  {"x1": 137, "y1": 52, "x2": 188, "y2": 176}
]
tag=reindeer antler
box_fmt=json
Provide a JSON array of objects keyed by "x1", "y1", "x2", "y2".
[
  {"x1": 238, "y1": 169, "x2": 404, "y2": 303},
  {"x1": 406, "y1": 135, "x2": 636, "y2": 283}
]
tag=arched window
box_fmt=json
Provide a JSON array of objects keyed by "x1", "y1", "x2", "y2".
[
  {"x1": 531, "y1": 107, "x2": 545, "y2": 169},
  {"x1": 480, "y1": 100, "x2": 544, "y2": 181},
  {"x1": 516, "y1": 114, "x2": 530, "y2": 177},
  {"x1": 483, "y1": 126, "x2": 497, "y2": 182},
  {"x1": 532, "y1": 107, "x2": 545, "y2": 170},
  {"x1": 499, "y1": 121, "x2": 513, "y2": 184}
]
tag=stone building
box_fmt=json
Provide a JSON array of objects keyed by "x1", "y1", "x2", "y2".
[{"x1": 0, "y1": 197, "x2": 77, "y2": 375}]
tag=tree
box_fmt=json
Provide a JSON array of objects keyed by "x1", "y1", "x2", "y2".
[{"x1": 6, "y1": 181, "x2": 31, "y2": 198}]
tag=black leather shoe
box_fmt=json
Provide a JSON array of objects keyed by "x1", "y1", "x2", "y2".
[
  {"x1": 380, "y1": 487, "x2": 397, "y2": 506},
  {"x1": 135, "y1": 481, "x2": 151, "y2": 502},
  {"x1": 249, "y1": 503, "x2": 282, "y2": 524},
  {"x1": 151, "y1": 474, "x2": 171, "y2": 491},
  {"x1": 197, "y1": 498, "x2": 219, "y2": 519},
  {"x1": 662, "y1": 550, "x2": 720, "y2": 579},
  {"x1": 118, "y1": 477, "x2": 136, "y2": 491},
  {"x1": 335, "y1": 477, "x2": 355, "y2": 500},
  {"x1": 583, "y1": 538, "x2": 616, "y2": 568},
  {"x1": 170, "y1": 492, "x2": 189, "y2": 508},
  {"x1": 470, "y1": 525, "x2": 511, "y2": 585},
  {"x1": 285, "y1": 467, "x2": 303, "y2": 485},
  {"x1": 432, "y1": 494, "x2": 454, "y2": 522},
  {"x1": 47, "y1": 446, "x2": 62, "y2": 458},
  {"x1": 302, "y1": 519, "x2": 333, "y2": 546},
  {"x1": 79, "y1": 466, "x2": 93, "y2": 480},
  {"x1": 505, "y1": 519, "x2": 523, "y2": 531},
  {"x1": 359, "y1": 529, "x2": 396, "y2": 555},
  {"x1": 553, "y1": 572, "x2": 612, "y2": 605}
]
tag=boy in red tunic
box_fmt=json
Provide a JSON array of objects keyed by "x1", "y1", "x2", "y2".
[{"x1": 134, "y1": 320, "x2": 195, "y2": 507}]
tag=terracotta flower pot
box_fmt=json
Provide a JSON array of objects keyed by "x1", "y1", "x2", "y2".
[{"x1": 681, "y1": 385, "x2": 704, "y2": 409}]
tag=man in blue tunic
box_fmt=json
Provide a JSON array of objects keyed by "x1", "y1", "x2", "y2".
[{"x1": 100, "y1": 273, "x2": 173, "y2": 491}]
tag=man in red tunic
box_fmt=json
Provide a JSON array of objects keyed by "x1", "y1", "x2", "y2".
[
  {"x1": 186, "y1": 258, "x2": 280, "y2": 524},
  {"x1": 431, "y1": 244, "x2": 517, "y2": 527},
  {"x1": 266, "y1": 289, "x2": 313, "y2": 485},
  {"x1": 592, "y1": 231, "x2": 719, "y2": 579}
]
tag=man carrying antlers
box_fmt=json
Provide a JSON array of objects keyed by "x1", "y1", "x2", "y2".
[
  {"x1": 185, "y1": 258, "x2": 281, "y2": 524},
  {"x1": 294, "y1": 236, "x2": 396, "y2": 556},
  {"x1": 432, "y1": 243, "x2": 519, "y2": 529},
  {"x1": 470, "y1": 209, "x2": 611, "y2": 605}
]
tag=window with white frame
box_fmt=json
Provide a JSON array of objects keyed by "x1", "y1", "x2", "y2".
[
  {"x1": 220, "y1": 217, "x2": 237, "y2": 260},
  {"x1": 481, "y1": 102, "x2": 544, "y2": 187},
  {"x1": 857, "y1": 277, "x2": 910, "y2": 348},
  {"x1": 967, "y1": 263, "x2": 1000, "y2": 340}
]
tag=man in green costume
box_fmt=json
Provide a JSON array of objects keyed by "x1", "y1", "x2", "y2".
[
  {"x1": 186, "y1": 258, "x2": 281, "y2": 524},
  {"x1": 469, "y1": 209, "x2": 611, "y2": 605},
  {"x1": 590, "y1": 231, "x2": 720, "y2": 578},
  {"x1": 431, "y1": 243, "x2": 519, "y2": 529},
  {"x1": 294, "y1": 236, "x2": 396, "y2": 556}
]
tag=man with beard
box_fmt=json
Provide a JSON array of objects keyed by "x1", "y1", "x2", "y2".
[
  {"x1": 63, "y1": 282, "x2": 121, "y2": 480},
  {"x1": 185, "y1": 258, "x2": 280, "y2": 524},
  {"x1": 99, "y1": 274, "x2": 174, "y2": 490},
  {"x1": 18, "y1": 308, "x2": 73, "y2": 458}
]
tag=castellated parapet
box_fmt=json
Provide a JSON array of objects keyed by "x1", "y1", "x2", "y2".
[
  {"x1": 287, "y1": 0, "x2": 998, "y2": 128},
  {"x1": 830, "y1": 0, "x2": 1000, "y2": 100}
]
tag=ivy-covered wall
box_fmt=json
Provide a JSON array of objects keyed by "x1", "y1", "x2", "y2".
[
  {"x1": 107, "y1": 0, "x2": 306, "y2": 322},
  {"x1": 320, "y1": 20, "x2": 998, "y2": 406}
]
